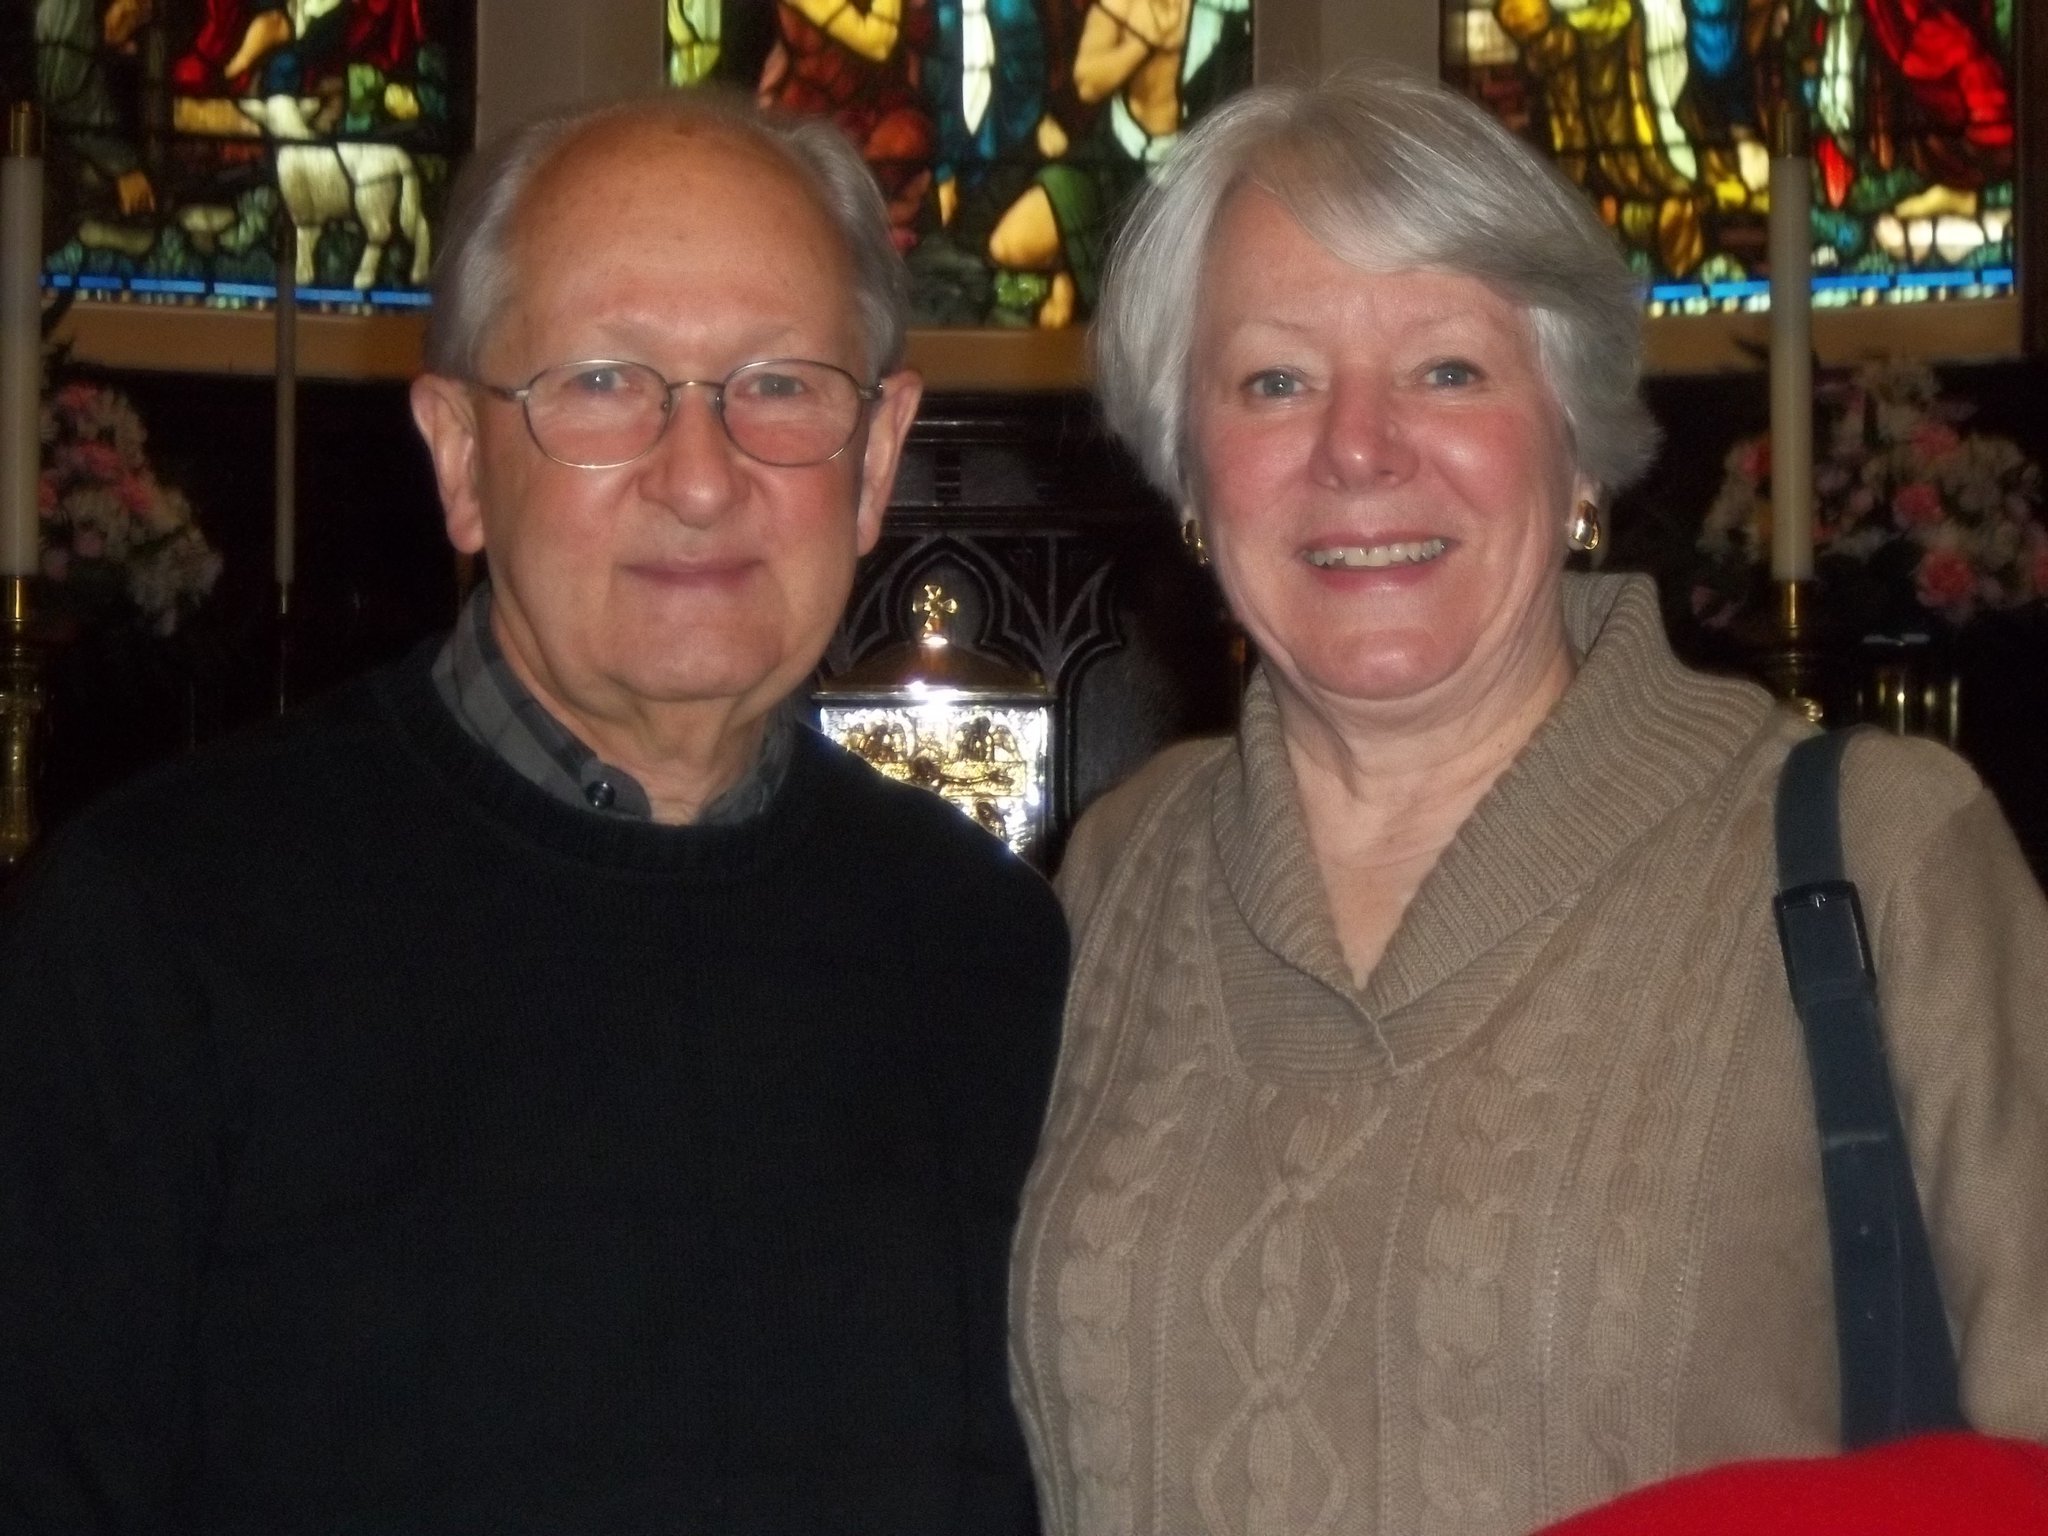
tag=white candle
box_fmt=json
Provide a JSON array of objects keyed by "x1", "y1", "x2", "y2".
[
  {"x1": 1768, "y1": 103, "x2": 1814, "y2": 583},
  {"x1": 274, "y1": 222, "x2": 298, "y2": 591},
  {"x1": 1, "y1": 106, "x2": 43, "y2": 579}
]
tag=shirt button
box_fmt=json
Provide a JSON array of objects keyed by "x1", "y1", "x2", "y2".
[{"x1": 585, "y1": 780, "x2": 617, "y2": 810}]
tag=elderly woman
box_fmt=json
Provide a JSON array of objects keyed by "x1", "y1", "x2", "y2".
[{"x1": 1009, "y1": 64, "x2": 2048, "y2": 1535}]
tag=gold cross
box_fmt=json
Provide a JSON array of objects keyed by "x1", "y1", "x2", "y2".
[{"x1": 913, "y1": 583, "x2": 958, "y2": 639}]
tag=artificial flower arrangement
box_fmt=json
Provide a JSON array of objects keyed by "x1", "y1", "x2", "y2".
[
  {"x1": 38, "y1": 360, "x2": 222, "y2": 636},
  {"x1": 1691, "y1": 361, "x2": 2047, "y2": 635}
]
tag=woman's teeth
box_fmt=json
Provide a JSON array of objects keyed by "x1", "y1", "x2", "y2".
[{"x1": 1303, "y1": 539, "x2": 1448, "y2": 569}]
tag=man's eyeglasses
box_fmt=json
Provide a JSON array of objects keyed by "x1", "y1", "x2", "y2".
[{"x1": 477, "y1": 358, "x2": 884, "y2": 470}]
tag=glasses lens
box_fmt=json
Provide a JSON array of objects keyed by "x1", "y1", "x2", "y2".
[
  {"x1": 523, "y1": 362, "x2": 669, "y2": 467},
  {"x1": 721, "y1": 361, "x2": 865, "y2": 467}
]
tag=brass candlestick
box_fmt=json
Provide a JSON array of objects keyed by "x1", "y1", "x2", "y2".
[
  {"x1": 1755, "y1": 579, "x2": 1827, "y2": 724},
  {"x1": 1, "y1": 575, "x2": 43, "y2": 865}
]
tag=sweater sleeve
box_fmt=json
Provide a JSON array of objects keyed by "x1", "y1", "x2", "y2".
[
  {"x1": 1053, "y1": 737, "x2": 1222, "y2": 936},
  {"x1": 0, "y1": 837, "x2": 225, "y2": 1532},
  {"x1": 1843, "y1": 736, "x2": 2048, "y2": 1440}
]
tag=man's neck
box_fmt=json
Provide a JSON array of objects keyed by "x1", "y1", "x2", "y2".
[
  {"x1": 503, "y1": 655, "x2": 777, "y2": 827},
  {"x1": 434, "y1": 584, "x2": 794, "y2": 827}
]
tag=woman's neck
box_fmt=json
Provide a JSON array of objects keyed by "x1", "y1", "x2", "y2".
[{"x1": 1275, "y1": 642, "x2": 1575, "y2": 983}]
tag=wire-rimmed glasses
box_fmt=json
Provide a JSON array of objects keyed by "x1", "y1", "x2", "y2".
[{"x1": 478, "y1": 358, "x2": 884, "y2": 469}]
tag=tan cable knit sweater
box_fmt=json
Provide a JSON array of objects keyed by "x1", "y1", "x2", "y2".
[{"x1": 1012, "y1": 574, "x2": 2048, "y2": 1536}]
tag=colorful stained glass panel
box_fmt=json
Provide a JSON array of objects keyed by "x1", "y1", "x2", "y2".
[
  {"x1": 1442, "y1": 0, "x2": 2017, "y2": 314},
  {"x1": 666, "y1": 0, "x2": 1253, "y2": 328},
  {"x1": 34, "y1": 0, "x2": 471, "y2": 312}
]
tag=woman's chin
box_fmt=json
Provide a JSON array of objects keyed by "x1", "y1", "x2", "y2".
[
  {"x1": 1254, "y1": 620, "x2": 1463, "y2": 702},
  {"x1": 1269, "y1": 649, "x2": 1469, "y2": 716}
]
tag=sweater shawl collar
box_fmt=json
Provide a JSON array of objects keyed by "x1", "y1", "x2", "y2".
[{"x1": 1210, "y1": 573, "x2": 1779, "y2": 1071}]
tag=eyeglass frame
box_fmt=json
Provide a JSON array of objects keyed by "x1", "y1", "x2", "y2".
[{"x1": 473, "y1": 356, "x2": 888, "y2": 470}]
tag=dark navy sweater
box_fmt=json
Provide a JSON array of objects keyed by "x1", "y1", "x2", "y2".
[{"x1": 1, "y1": 647, "x2": 1067, "y2": 1535}]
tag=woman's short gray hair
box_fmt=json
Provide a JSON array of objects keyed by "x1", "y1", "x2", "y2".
[
  {"x1": 423, "y1": 90, "x2": 910, "y2": 382},
  {"x1": 1094, "y1": 61, "x2": 1660, "y2": 505}
]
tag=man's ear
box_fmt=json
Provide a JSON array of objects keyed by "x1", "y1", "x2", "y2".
[
  {"x1": 410, "y1": 374, "x2": 487, "y2": 555},
  {"x1": 853, "y1": 368, "x2": 924, "y2": 557}
]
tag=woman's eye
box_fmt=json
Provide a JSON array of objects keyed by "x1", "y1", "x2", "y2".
[
  {"x1": 1243, "y1": 370, "x2": 1302, "y2": 400},
  {"x1": 1425, "y1": 360, "x2": 1480, "y2": 388}
]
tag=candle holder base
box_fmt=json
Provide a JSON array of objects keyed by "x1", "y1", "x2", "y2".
[
  {"x1": 274, "y1": 582, "x2": 294, "y2": 717},
  {"x1": 1743, "y1": 580, "x2": 1829, "y2": 725},
  {"x1": 1, "y1": 575, "x2": 45, "y2": 866}
]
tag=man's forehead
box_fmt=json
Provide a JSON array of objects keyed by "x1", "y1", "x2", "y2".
[
  {"x1": 524, "y1": 115, "x2": 807, "y2": 221},
  {"x1": 484, "y1": 111, "x2": 862, "y2": 369}
]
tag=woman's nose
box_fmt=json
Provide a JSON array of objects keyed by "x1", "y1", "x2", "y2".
[{"x1": 1311, "y1": 378, "x2": 1419, "y2": 489}]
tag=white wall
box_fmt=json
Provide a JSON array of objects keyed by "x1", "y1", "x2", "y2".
[
  {"x1": 1258, "y1": 0, "x2": 1438, "y2": 81},
  {"x1": 475, "y1": 0, "x2": 665, "y2": 145}
]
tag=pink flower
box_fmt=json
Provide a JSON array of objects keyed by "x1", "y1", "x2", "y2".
[
  {"x1": 1916, "y1": 546, "x2": 1976, "y2": 613},
  {"x1": 116, "y1": 472, "x2": 157, "y2": 516},
  {"x1": 1737, "y1": 439, "x2": 1771, "y2": 483},
  {"x1": 37, "y1": 475, "x2": 57, "y2": 514},
  {"x1": 40, "y1": 547, "x2": 69, "y2": 581},
  {"x1": 72, "y1": 529, "x2": 105, "y2": 559},
  {"x1": 1892, "y1": 482, "x2": 1944, "y2": 528},
  {"x1": 58, "y1": 441, "x2": 124, "y2": 483},
  {"x1": 1912, "y1": 422, "x2": 1961, "y2": 459},
  {"x1": 54, "y1": 382, "x2": 100, "y2": 414}
]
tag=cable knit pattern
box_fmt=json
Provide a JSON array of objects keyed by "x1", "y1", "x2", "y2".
[
  {"x1": 1195, "y1": 1082, "x2": 1383, "y2": 1536},
  {"x1": 1411, "y1": 1013, "x2": 1575, "y2": 1536},
  {"x1": 1014, "y1": 573, "x2": 2048, "y2": 1536}
]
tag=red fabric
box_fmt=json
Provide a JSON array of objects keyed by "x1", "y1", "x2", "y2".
[
  {"x1": 342, "y1": 0, "x2": 425, "y2": 75},
  {"x1": 1862, "y1": 0, "x2": 2012, "y2": 151},
  {"x1": 170, "y1": 0, "x2": 252, "y2": 91},
  {"x1": 1815, "y1": 132, "x2": 1856, "y2": 211},
  {"x1": 759, "y1": 3, "x2": 935, "y2": 248},
  {"x1": 171, "y1": 0, "x2": 426, "y2": 95},
  {"x1": 1532, "y1": 1435, "x2": 2048, "y2": 1536}
]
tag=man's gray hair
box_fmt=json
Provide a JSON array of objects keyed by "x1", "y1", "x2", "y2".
[
  {"x1": 422, "y1": 90, "x2": 910, "y2": 382},
  {"x1": 1094, "y1": 62, "x2": 1661, "y2": 505}
]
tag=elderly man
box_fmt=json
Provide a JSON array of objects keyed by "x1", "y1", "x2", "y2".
[{"x1": 0, "y1": 94, "x2": 1066, "y2": 1534}]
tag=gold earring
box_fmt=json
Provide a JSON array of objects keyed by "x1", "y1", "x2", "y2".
[
  {"x1": 1568, "y1": 501, "x2": 1602, "y2": 554},
  {"x1": 1181, "y1": 518, "x2": 1210, "y2": 566}
]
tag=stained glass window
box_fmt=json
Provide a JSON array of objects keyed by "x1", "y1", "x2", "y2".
[
  {"x1": 667, "y1": 0, "x2": 1254, "y2": 328},
  {"x1": 1442, "y1": 0, "x2": 2017, "y2": 315},
  {"x1": 34, "y1": 0, "x2": 469, "y2": 311}
]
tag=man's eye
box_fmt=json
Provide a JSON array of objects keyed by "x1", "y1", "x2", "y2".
[
  {"x1": 1244, "y1": 370, "x2": 1302, "y2": 400},
  {"x1": 1425, "y1": 360, "x2": 1480, "y2": 388},
  {"x1": 567, "y1": 366, "x2": 630, "y2": 396},
  {"x1": 734, "y1": 370, "x2": 808, "y2": 401}
]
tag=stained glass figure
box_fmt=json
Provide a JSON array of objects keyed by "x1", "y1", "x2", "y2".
[
  {"x1": 1442, "y1": 0, "x2": 2016, "y2": 313},
  {"x1": 668, "y1": 0, "x2": 722, "y2": 86},
  {"x1": 35, "y1": 0, "x2": 468, "y2": 312},
  {"x1": 667, "y1": 0, "x2": 1252, "y2": 329}
]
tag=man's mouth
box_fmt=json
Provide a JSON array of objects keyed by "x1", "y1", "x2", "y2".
[{"x1": 1302, "y1": 538, "x2": 1449, "y2": 570}]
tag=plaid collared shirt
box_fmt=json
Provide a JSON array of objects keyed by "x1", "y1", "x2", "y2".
[{"x1": 430, "y1": 582, "x2": 793, "y2": 826}]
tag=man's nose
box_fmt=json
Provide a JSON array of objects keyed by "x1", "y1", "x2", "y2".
[
  {"x1": 638, "y1": 383, "x2": 744, "y2": 516},
  {"x1": 1311, "y1": 377, "x2": 1419, "y2": 490}
]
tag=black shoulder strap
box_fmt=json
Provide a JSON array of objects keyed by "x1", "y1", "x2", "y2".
[{"x1": 1773, "y1": 730, "x2": 1967, "y2": 1447}]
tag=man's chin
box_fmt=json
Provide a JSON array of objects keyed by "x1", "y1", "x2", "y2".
[{"x1": 609, "y1": 656, "x2": 801, "y2": 717}]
